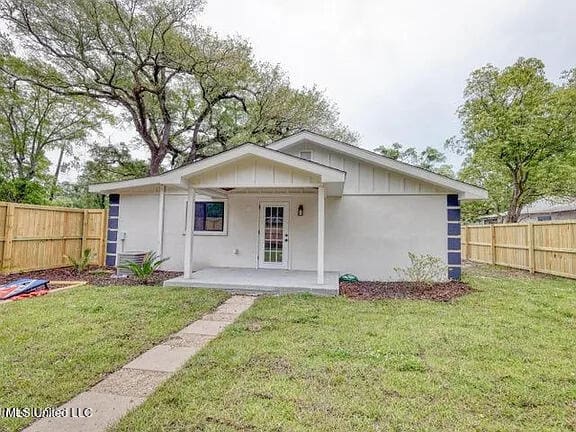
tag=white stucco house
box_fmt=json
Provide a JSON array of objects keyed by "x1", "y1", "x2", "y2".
[{"x1": 89, "y1": 131, "x2": 487, "y2": 294}]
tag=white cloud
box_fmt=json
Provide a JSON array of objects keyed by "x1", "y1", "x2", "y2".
[
  {"x1": 23, "y1": 0, "x2": 576, "y2": 178},
  {"x1": 197, "y1": 0, "x2": 576, "y2": 167}
]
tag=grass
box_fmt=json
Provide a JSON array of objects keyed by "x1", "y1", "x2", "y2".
[
  {"x1": 0, "y1": 285, "x2": 229, "y2": 432},
  {"x1": 114, "y1": 267, "x2": 576, "y2": 431}
]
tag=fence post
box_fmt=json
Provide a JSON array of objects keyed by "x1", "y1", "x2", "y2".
[
  {"x1": 99, "y1": 209, "x2": 108, "y2": 266},
  {"x1": 466, "y1": 225, "x2": 471, "y2": 260},
  {"x1": 528, "y1": 223, "x2": 535, "y2": 273},
  {"x1": 490, "y1": 224, "x2": 496, "y2": 265},
  {"x1": 81, "y1": 209, "x2": 89, "y2": 254},
  {"x1": 2, "y1": 203, "x2": 15, "y2": 274}
]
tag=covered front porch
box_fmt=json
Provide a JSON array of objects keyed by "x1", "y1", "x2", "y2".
[
  {"x1": 164, "y1": 267, "x2": 340, "y2": 296},
  {"x1": 171, "y1": 144, "x2": 345, "y2": 291}
]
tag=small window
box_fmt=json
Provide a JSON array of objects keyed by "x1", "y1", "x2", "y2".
[
  {"x1": 299, "y1": 151, "x2": 312, "y2": 161},
  {"x1": 194, "y1": 202, "x2": 225, "y2": 232},
  {"x1": 537, "y1": 215, "x2": 552, "y2": 221}
]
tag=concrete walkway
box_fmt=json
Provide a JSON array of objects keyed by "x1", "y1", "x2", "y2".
[{"x1": 24, "y1": 295, "x2": 256, "y2": 432}]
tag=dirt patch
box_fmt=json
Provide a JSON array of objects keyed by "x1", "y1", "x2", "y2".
[
  {"x1": 0, "y1": 266, "x2": 182, "y2": 287},
  {"x1": 340, "y1": 280, "x2": 472, "y2": 302}
]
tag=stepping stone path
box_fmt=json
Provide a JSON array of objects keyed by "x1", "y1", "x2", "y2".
[{"x1": 24, "y1": 295, "x2": 256, "y2": 432}]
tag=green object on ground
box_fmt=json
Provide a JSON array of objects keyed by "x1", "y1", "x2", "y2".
[{"x1": 339, "y1": 273, "x2": 359, "y2": 282}]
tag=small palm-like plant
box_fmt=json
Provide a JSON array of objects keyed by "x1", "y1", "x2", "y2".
[
  {"x1": 119, "y1": 252, "x2": 170, "y2": 284},
  {"x1": 64, "y1": 248, "x2": 95, "y2": 273}
]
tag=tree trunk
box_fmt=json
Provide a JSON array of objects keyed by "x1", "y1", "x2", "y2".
[
  {"x1": 49, "y1": 145, "x2": 66, "y2": 201},
  {"x1": 506, "y1": 177, "x2": 524, "y2": 223},
  {"x1": 149, "y1": 148, "x2": 167, "y2": 176}
]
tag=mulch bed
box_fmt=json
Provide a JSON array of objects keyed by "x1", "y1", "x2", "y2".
[
  {"x1": 340, "y1": 280, "x2": 472, "y2": 302},
  {"x1": 0, "y1": 267, "x2": 182, "y2": 287}
]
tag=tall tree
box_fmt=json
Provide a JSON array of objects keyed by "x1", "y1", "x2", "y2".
[
  {"x1": 0, "y1": 74, "x2": 100, "y2": 203},
  {"x1": 54, "y1": 142, "x2": 148, "y2": 208},
  {"x1": 374, "y1": 142, "x2": 455, "y2": 177},
  {"x1": 449, "y1": 58, "x2": 576, "y2": 222},
  {"x1": 0, "y1": 0, "x2": 356, "y2": 176}
]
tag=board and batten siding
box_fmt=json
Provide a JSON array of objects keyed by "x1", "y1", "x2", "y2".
[
  {"x1": 190, "y1": 156, "x2": 321, "y2": 188},
  {"x1": 284, "y1": 141, "x2": 448, "y2": 195}
]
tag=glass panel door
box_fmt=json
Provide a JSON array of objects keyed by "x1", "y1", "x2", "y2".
[{"x1": 259, "y1": 203, "x2": 289, "y2": 269}]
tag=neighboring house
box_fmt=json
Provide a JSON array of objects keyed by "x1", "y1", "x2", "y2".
[
  {"x1": 519, "y1": 198, "x2": 576, "y2": 222},
  {"x1": 477, "y1": 198, "x2": 576, "y2": 224},
  {"x1": 89, "y1": 131, "x2": 486, "y2": 288}
]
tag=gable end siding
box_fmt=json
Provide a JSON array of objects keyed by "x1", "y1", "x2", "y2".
[{"x1": 283, "y1": 142, "x2": 449, "y2": 195}]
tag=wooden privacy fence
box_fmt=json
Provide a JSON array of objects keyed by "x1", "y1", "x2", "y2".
[
  {"x1": 462, "y1": 221, "x2": 576, "y2": 279},
  {"x1": 0, "y1": 202, "x2": 107, "y2": 275}
]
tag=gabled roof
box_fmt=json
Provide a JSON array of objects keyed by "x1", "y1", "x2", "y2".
[
  {"x1": 89, "y1": 130, "x2": 487, "y2": 200},
  {"x1": 522, "y1": 197, "x2": 576, "y2": 214},
  {"x1": 89, "y1": 142, "x2": 346, "y2": 194},
  {"x1": 268, "y1": 130, "x2": 488, "y2": 200}
]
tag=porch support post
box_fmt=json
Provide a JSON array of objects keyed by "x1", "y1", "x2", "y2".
[
  {"x1": 183, "y1": 185, "x2": 196, "y2": 279},
  {"x1": 317, "y1": 185, "x2": 325, "y2": 284},
  {"x1": 157, "y1": 185, "x2": 165, "y2": 258}
]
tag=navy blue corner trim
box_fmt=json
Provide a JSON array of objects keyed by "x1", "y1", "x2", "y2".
[
  {"x1": 447, "y1": 208, "x2": 461, "y2": 221},
  {"x1": 447, "y1": 194, "x2": 459, "y2": 207},
  {"x1": 448, "y1": 237, "x2": 461, "y2": 251},
  {"x1": 106, "y1": 242, "x2": 117, "y2": 254},
  {"x1": 447, "y1": 193, "x2": 461, "y2": 280},
  {"x1": 109, "y1": 205, "x2": 119, "y2": 217},
  {"x1": 107, "y1": 229, "x2": 118, "y2": 242},
  {"x1": 448, "y1": 266, "x2": 461, "y2": 280},
  {"x1": 447, "y1": 223, "x2": 461, "y2": 236},
  {"x1": 106, "y1": 194, "x2": 120, "y2": 266},
  {"x1": 108, "y1": 217, "x2": 118, "y2": 230},
  {"x1": 105, "y1": 254, "x2": 116, "y2": 266},
  {"x1": 448, "y1": 252, "x2": 461, "y2": 265}
]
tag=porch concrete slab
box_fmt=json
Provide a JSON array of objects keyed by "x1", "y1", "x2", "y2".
[
  {"x1": 164, "y1": 267, "x2": 339, "y2": 296},
  {"x1": 123, "y1": 344, "x2": 198, "y2": 373},
  {"x1": 91, "y1": 368, "x2": 170, "y2": 398},
  {"x1": 178, "y1": 319, "x2": 230, "y2": 336},
  {"x1": 23, "y1": 391, "x2": 144, "y2": 432},
  {"x1": 165, "y1": 332, "x2": 215, "y2": 348}
]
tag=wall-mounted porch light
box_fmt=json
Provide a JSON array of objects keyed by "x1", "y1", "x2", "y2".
[{"x1": 297, "y1": 204, "x2": 304, "y2": 216}]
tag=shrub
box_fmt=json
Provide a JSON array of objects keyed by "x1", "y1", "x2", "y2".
[
  {"x1": 394, "y1": 252, "x2": 448, "y2": 283},
  {"x1": 119, "y1": 252, "x2": 170, "y2": 284},
  {"x1": 64, "y1": 248, "x2": 95, "y2": 273}
]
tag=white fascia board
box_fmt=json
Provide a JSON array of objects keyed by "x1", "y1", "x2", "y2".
[
  {"x1": 89, "y1": 142, "x2": 345, "y2": 194},
  {"x1": 269, "y1": 131, "x2": 488, "y2": 200},
  {"x1": 88, "y1": 177, "x2": 161, "y2": 193},
  {"x1": 177, "y1": 143, "x2": 345, "y2": 183}
]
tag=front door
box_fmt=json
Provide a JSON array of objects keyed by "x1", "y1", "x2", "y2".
[{"x1": 258, "y1": 202, "x2": 289, "y2": 269}]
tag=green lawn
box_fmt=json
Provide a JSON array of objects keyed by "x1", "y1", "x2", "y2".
[
  {"x1": 0, "y1": 285, "x2": 229, "y2": 432},
  {"x1": 114, "y1": 268, "x2": 576, "y2": 431}
]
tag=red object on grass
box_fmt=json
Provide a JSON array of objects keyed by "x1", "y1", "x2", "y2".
[{"x1": 0, "y1": 278, "x2": 50, "y2": 301}]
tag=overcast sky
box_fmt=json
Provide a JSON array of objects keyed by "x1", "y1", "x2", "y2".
[{"x1": 195, "y1": 0, "x2": 576, "y2": 167}]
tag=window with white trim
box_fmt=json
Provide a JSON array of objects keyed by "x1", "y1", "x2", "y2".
[
  {"x1": 194, "y1": 202, "x2": 226, "y2": 233},
  {"x1": 299, "y1": 150, "x2": 312, "y2": 161}
]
